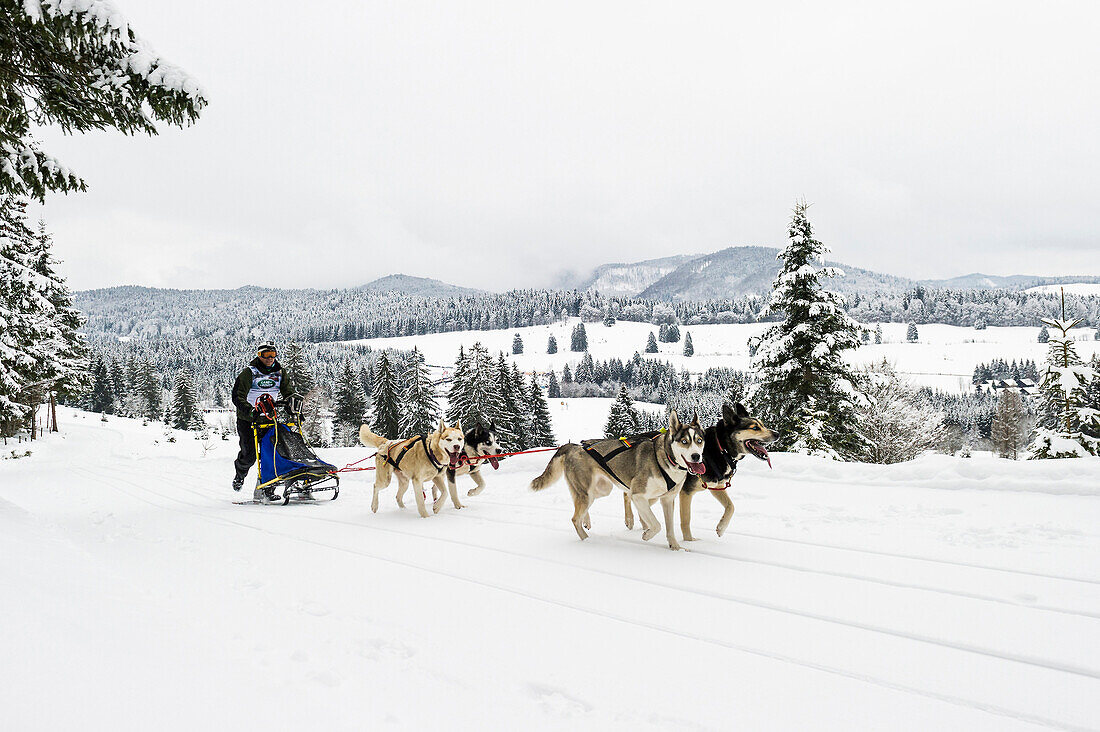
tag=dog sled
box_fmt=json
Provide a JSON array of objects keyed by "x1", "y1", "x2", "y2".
[{"x1": 250, "y1": 394, "x2": 339, "y2": 504}]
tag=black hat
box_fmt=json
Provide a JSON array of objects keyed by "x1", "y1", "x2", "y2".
[{"x1": 257, "y1": 343, "x2": 276, "y2": 356}]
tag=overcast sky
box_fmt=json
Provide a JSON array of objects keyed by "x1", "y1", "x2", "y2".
[{"x1": 32, "y1": 0, "x2": 1100, "y2": 292}]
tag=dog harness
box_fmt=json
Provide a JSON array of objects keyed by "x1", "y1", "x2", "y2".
[
  {"x1": 701, "y1": 423, "x2": 739, "y2": 491},
  {"x1": 581, "y1": 432, "x2": 679, "y2": 492},
  {"x1": 384, "y1": 435, "x2": 444, "y2": 473}
]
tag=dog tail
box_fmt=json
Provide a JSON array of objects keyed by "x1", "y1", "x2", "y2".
[
  {"x1": 529, "y1": 445, "x2": 569, "y2": 492},
  {"x1": 359, "y1": 424, "x2": 388, "y2": 448}
]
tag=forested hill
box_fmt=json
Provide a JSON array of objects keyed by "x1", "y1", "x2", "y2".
[{"x1": 75, "y1": 283, "x2": 1100, "y2": 346}]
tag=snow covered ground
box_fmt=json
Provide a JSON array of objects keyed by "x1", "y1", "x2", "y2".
[
  {"x1": 3, "y1": 405, "x2": 1100, "y2": 731},
  {"x1": 349, "y1": 320, "x2": 1100, "y2": 394},
  {"x1": 1025, "y1": 284, "x2": 1100, "y2": 296}
]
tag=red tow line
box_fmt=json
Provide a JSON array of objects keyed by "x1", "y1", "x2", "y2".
[{"x1": 335, "y1": 445, "x2": 561, "y2": 474}]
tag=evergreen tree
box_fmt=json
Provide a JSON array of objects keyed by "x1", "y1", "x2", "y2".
[
  {"x1": 570, "y1": 323, "x2": 588, "y2": 351},
  {"x1": 526, "y1": 375, "x2": 556, "y2": 446},
  {"x1": 370, "y1": 351, "x2": 401, "y2": 439},
  {"x1": 0, "y1": 196, "x2": 56, "y2": 434},
  {"x1": 546, "y1": 370, "x2": 561, "y2": 399},
  {"x1": 1, "y1": 2, "x2": 206, "y2": 199},
  {"x1": 399, "y1": 347, "x2": 441, "y2": 437},
  {"x1": 658, "y1": 323, "x2": 670, "y2": 343},
  {"x1": 333, "y1": 359, "x2": 368, "y2": 446},
  {"x1": 574, "y1": 352, "x2": 596, "y2": 383},
  {"x1": 512, "y1": 333, "x2": 524, "y2": 354},
  {"x1": 493, "y1": 354, "x2": 523, "y2": 450},
  {"x1": 87, "y1": 356, "x2": 114, "y2": 414},
  {"x1": 748, "y1": 201, "x2": 867, "y2": 459},
  {"x1": 561, "y1": 363, "x2": 573, "y2": 384},
  {"x1": 1038, "y1": 325, "x2": 1049, "y2": 344},
  {"x1": 874, "y1": 324, "x2": 883, "y2": 344},
  {"x1": 667, "y1": 323, "x2": 681, "y2": 343},
  {"x1": 445, "y1": 342, "x2": 503, "y2": 430},
  {"x1": 136, "y1": 354, "x2": 162, "y2": 421},
  {"x1": 546, "y1": 335, "x2": 558, "y2": 354},
  {"x1": 991, "y1": 389, "x2": 1027, "y2": 459},
  {"x1": 683, "y1": 332, "x2": 694, "y2": 357},
  {"x1": 645, "y1": 332, "x2": 659, "y2": 353},
  {"x1": 603, "y1": 314, "x2": 616, "y2": 327},
  {"x1": 280, "y1": 341, "x2": 315, "y2": 397},
  {"x1": 169, "y1": 369, "x2": 202, "y2": 431},
  {"x1": 604, "y1": 385, "x2": 640, "y2": 438},
  {"x1": 31, "y1": 217, "x2": 89, "y2": 408},
  {"x1": 1029, "y1": 303, "x2": 1099, "y2": 458},
  {"x1": 907, "y1": 322, "x2": 919, "y2": 342}
]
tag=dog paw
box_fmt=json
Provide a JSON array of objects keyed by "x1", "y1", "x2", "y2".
[
  {"x1": 642, "y1": 527, "x2": 659, "y2": 541},
  {"x1": 683, "y1": 534, "x2": 698, "y2": 542},
  {"x1": 467, "y1": 489, "x2": 476, "y2": 497}
]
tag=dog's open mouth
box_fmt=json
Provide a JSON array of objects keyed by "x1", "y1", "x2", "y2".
[
  {"x1": 448, "y1": 448, "x2": 463, "y2": 468},
  {"x1": 685, "y1": 460, "x2": 706, "y2": 475},
  {"x1": 744, "y1": 439, "x2": 772, "y2": 468}
]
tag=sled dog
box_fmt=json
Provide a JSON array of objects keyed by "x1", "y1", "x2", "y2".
[
  {"x1": 445, "y1": 423, "x2": 505, "y2": 505},
  {"x1": 359, "y1": 419, "x2": 465, "y2": 518},
  {"x1": 529, "y1": 411, "x2": 706, "y2": 550},
  {"x1": 624, "y1": 402, "x2": 777, "y2": 540}
]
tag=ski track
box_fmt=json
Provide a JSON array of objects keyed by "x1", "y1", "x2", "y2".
[
  {"x1": 472, "y1": 495, "x2": 1100, "y2": 587},
  {"x1": 61, "y1": 460, "x2": 1100, "y2": 732}
]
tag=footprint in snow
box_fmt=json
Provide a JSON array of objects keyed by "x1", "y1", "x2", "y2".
[{"x1": 527, "y1": 683, "x2": 592, "y2": 717}]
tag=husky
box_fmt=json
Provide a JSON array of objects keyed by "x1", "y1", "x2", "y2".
[
  {"x1": 444, "y1": 423, "x2": 505, "y2": 505},
  {"x1": 529, "y1": 411, "x2": 706, "y2": 550},
  {"x1": 624, "y1": 403, "x2": 777, "y2": 540},
  {"x1": 359, "y1": 419, "x2": 465, "y2": 518}
]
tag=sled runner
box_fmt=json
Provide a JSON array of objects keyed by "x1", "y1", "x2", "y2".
[{"x1": 252, "y1": 394, "x2": 339, "y2": 505}]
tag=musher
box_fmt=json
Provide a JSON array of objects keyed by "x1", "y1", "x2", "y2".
[{"x1": 231, "y1": 343, "x2": 299, "y2": 501}]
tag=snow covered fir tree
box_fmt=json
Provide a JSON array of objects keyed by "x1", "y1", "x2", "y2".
[
  {"x1": 369, "y1": 351, "x2": 401, "y2": 440},
  {"x1": 1029, "y1": 301, "x2": 1099, "y2": 459},
  {"x1": 0, "y1": 197, "x2": 89, "y2": 438},
  {"x1": 332, "y1": 359, "x2": 369, "y2": 447},
  {"x1": 604, "y1": 385, "x2": 641, "y2": 438},
  {"x1": 398, "y1": 347, "x2": 440, "y2": 437},
  {"x1": 748, "y1": 201, "x2": 867, "y2": 459}
]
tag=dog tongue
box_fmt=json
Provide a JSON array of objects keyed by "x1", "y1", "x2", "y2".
[
  {"x1": 686, "y1": 461, "x2": 706, "y2": 475},
  {"x1": 488, "y1": 456, "x2": 500, "y2": 470},
  {"x1": 448, "y1": 451, "x2": 460, "y2": 468}
]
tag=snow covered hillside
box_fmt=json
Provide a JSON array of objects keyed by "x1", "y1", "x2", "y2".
[
  {"x1": 351, "y1": 319, "x2": 1100, "y2": 394},
  {"x1": 2, "y1": 408, "x2": 1099, "y2": 731}
]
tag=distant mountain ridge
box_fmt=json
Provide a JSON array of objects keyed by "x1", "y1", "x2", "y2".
[
  {"x1": 574, "y1": 246, "x2": 916, "y2": 301},
  {"x1": 356, "y1": 274, "x2": 486, "y2": 298},
  {"x1": 918, "y1": 273, "x2": 1100, "y2": 290}
]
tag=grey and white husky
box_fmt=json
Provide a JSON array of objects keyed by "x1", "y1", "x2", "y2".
[{"x1": 529, "y1": 411, "x2": 706, "y2": 550}]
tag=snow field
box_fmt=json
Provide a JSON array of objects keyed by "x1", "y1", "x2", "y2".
[
  {"x1": 349, "y1": 319, "x2": 1100, "y2": 395},
  {"x1": 2, "y1": 404, "x2": 1100, "y2": 730}
]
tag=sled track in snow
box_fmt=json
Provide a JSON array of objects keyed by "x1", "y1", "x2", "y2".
[
  {"x1": 473, "y1": 495, "x2": 1100, "y2": 587},
  {"x1": 75, "y1": 465, "x2": 1100, "y2": 722}
]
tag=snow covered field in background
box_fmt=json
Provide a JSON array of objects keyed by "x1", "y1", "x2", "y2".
[
  {"x1": 350, "y1": 320, "x2": 1100, "y2": 394},
  {"x1": 1025, "y1": 284, "x2": 1100, "y2": 296},
  {"x1": 3, "y1": 404, "x2": 1099, "y2": 731}
]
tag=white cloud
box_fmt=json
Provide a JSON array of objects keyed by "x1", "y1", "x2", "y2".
[{"x1": 31, "y1": 0, "x2": 1100, "y2": 290}]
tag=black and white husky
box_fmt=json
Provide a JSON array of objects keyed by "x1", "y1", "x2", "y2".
[{"x1": 443, "y1": 423, "x2": 505, "y2": 506}]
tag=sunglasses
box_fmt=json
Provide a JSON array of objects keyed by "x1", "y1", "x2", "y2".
[{"x1": 259, "y1": 351, "x2": 277, "y2": 358}]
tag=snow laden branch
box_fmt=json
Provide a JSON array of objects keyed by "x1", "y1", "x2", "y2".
[{"x1": 1, "y1": 0, "x2": 208, "y2": 198}]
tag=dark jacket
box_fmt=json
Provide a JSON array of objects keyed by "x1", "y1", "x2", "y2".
[{"x1": 231, "y1": 357, "x2": 295, "y2": 420}]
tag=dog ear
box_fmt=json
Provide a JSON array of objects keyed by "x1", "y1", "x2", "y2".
[
  {"x1": 691, "y1": 411, "x2": 700, "y2": 426},
  {"x1": 669, "y1": 410, "x2": 681, "y2": 432},
  {"x1": 438, "y1": 417, "x2": 446, "y2": 434},
  {"x1": 456, "y1": 419, "x2": 463, "y2": 432},
  {"x1": 734, "y1": 402, "x2": 749, "y2": 418},
  {"x1": 722, "y1": 403, "x2": 737, "y2": 424}
]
